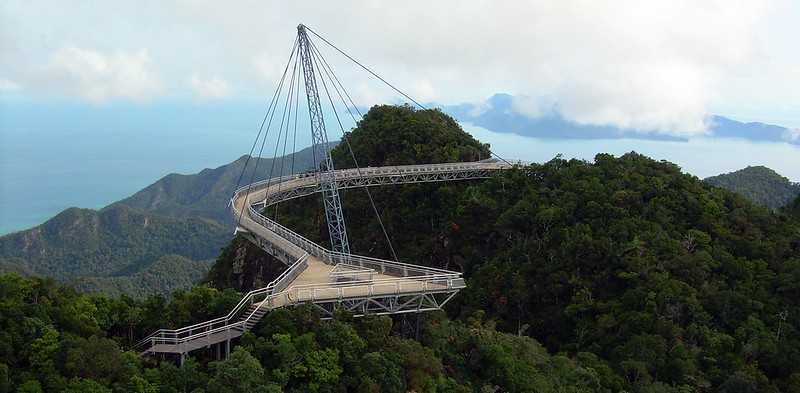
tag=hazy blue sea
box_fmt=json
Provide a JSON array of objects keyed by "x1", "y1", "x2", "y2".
[{"x1": 2, "y1": 106, "x2": 800, "y2": 235}]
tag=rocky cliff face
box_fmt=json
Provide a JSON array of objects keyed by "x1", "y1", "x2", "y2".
[{"x1": 205, "y1": 236, "x2": 285, "y2": 292}]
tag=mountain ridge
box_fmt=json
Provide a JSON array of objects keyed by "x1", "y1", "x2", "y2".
[
  {"x1": 0, "y1": 145, "x2": 326, "y2": 297},
  {"x1": 442, "y1": 93, "x2": 799, "y2": 144},
  {"x1": 115, "y1": 144, "x2": 330, "y2": 223},
  {"x1": 704, "y1": 165, "x2": 800, "y2": 209}
]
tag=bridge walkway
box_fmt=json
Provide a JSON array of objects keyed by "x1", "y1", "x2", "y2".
[{"x1": 135, "y1": 160, "x2": 515, "y2": 359}]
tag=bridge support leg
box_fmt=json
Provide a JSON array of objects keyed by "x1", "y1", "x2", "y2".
[
  {"x1": 225, "y1": 339, "x2": 230, "y2": 359},
  {"x1": 416, "y1": 312, "x2": 421, "y2": 341},
  {"x1": 215, "y1": 342, "x2": 221, "y2": 360},
  {"x1": 179, "y1": 352, "x2": 185, "y2": 367}
]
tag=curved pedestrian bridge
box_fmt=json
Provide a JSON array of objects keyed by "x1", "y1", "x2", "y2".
[{"x1": 136, "y1": 160, "x2": 515, "y2": 360}]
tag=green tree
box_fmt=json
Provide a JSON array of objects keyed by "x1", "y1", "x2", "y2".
[
  {"x1": 358, "y1": 352, "x2": 404, "y2": 393},
  {"x1": 14, "y1": 380, "x2": 42, "y2": 393},
  {"x1": 207, "y1": 347, "x2": 270, "y2": 393},
  {"x1": 62, "y1": 378, "x2": 111, "y2": 393},
  {"x1": 125, "y1": 375, "x2": 157, "y2": 393},
  {"x1": 62, "y1": 336, "x2": 137, "y2": 386}
]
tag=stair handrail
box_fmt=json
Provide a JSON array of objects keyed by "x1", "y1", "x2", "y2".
[
  {"x1": 134, "y1": 253, "x2": 309, "y2": 351},
  {"x1": 140, "y1": 268, "x2": 464, "y2": 348}
]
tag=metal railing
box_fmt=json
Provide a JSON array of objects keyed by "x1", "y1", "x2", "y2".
[
  {"x1": 134, "y1": 261, "x2": 463, "y2": 353},
  {"x1": 136, "y1": 161, "x2": 519, "y2": 355},
  {"x1": 229, "y1": 162, "x2": 516, "y2": 260},
  {"x1": 136, "y1": 267, "x2": 465, "y2": 352},
  {"x1": 288, "y1": 274, "x2": 465, "y2": 303},
  {"x1": 134, "y1": 253, "x2": 309, "y2": 353},
  {"x1": 138, "y1": 162, "x2": 503, "y2": 354},
  {"x1": 247, "y1": 205, "x2": 328, "y2": 260},
  {"x1": 230, "y1": 160, "x2": 516, "y2": 207}
]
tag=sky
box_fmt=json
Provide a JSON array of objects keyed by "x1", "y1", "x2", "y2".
[
  {"x1": 2, "y1": 1, "x2": 800, "y2": 234},
  {"x1": 2, "y1": 0, "x2": 800, "y2": 132}
]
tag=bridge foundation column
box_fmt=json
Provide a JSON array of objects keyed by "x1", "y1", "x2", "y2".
[
  {"x1": 179, "y1": 352, "x2": 185, "y2": 367},
  {"x1": 225, "y1": 339, "x2": 230, "y2": 359}
]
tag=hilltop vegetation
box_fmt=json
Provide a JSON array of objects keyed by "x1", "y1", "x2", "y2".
[
  {"x1": 331, "y1": 104, "x2": 490, "y2": 168},
  {"x1": 704, "y1": 165, "x2": 800, "y2": 209}
]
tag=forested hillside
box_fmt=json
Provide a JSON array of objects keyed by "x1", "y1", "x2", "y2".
[
  {"x1": 116, "y1": 145, "x2": 324, "y2": 224},
  {"x1": 0, "y1": 205, "x2": 227, "y2": 284},
  {"x1": 0, "y1": 273, "x2": 608, "y2": 392},
  {"x1": 3, "y1": 105, "x2": 799, "y2": 392},
  {"x1": 0, "y1": 146, "x2": 323, "y2": 297},
  {"x1": 70, "y1": 255, "x2": 214, "y2": 298},
  {"x1": 705, "y1": 165, "x2": 800, "y2": 209},
  {"x1": 211, "y1": 105, "x2": 800, "y2": 391}
]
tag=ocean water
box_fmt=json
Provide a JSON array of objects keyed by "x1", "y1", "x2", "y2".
[
  {"x1": 2, "y1": 113, "x2": 799, "y2": 235},
  {"x1": 0, "y1": 99, "x2": 322, "y2": 235}
]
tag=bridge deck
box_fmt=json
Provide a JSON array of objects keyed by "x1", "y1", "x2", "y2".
[
  {"x1": 285, "y1": 257, "x2": 449, "y2": 303},
  {"x1": 137, "y1": 161, "x2": 511, "y2": 357},
  {"x1": 146, "y1": 329, "x2": 244, "y2": 355}
]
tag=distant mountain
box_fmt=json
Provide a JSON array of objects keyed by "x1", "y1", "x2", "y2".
[
  {"x1": 0, "y1": 204, "x2": 228, "y2": 280},
  {"x1": 707, "y1": 115, "x2": 794, "y2": 142},
  {"x1": 115, "y1": 144, "x2": 327, "y2": 224},
  {"x1": 0, "y1": 144, "x2": 326, "y2": 297},
  {"x1": 442, "y1": 93, "x2": 799, "y2": 145},
  {"x1": 704, "y1": 166, "x2": 800, "y2": 209}
]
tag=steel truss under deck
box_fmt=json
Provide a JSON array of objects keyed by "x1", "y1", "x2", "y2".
[
  {"x1": 310, "y1": 291, "x2": 460, "y2": 319},
  {"x1": 256, "y1": 163, "x2": 501, "y2": 208}
]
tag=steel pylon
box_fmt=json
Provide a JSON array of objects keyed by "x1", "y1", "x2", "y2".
[{"x1": 297, "y1": 24, "x2": 351, "y2": 256}]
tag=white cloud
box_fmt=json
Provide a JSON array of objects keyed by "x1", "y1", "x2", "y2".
[
  {"x1": 511, "y1": 95, "x2": 556, "y2": 119},
  {"x1": 3, "y1": 0, "x2": 799, "y2": 132},
  {"x1": 783, "y1": 128, "x2": 800, "y2": 142},
  {"x1": 0, "y1": 78, "x2": 21, "y2": 91},
  {"x1": 253, "y1": 52, "x2": 284, "y2": 84},
  {"x1": 38, "y1": 47, "x2": 162, "y2": 102},
  {"x1": 468, "y1": 99, "x2": 493, "y2": 117},
  {"x1": 410, "y1": 79, "x2": 437, "y2": 103},
  {"x1": 189, "y1": 75, "x2": 232, "y2": 99},
  {"x1": 172, "y1": 0, "x2": 778, "y2": 136}
]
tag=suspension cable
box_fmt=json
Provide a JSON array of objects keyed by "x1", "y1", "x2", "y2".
[
  {"x1": 267, "y1": 54, "x2": 300, "y2": 220},
  {"x1": 309, "y1": 42, "x2": 400, "y2": 262},
  {"x1": 239, "y1": 43, "x2": 296, "y2": 225},
  {"x1": 305, "y1": 25, "x2": 513, "y2": 166},
  {"x1": 304, "y1": 25, "x2": 425, "y2": 109},
  {"x1": 235, "y1": 38, "x2": 298, "y2": 227},
  {"x1": 310, "y1": 39, "x2": 364, "y2": 119},
  {"x1": 233, "y1": 37, "x2": 298, "y2": 195},
  {"x1": 290, "y1": 55, "x2": 301, "y2": 176}
]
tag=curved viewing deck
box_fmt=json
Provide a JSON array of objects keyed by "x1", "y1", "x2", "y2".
[{"x1": 136, "y1": 160, "x2": 517, "y2": 359}]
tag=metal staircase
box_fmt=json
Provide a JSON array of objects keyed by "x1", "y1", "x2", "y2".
[{"x1": 134, "y1": 254, "x2": 310, "y2": 363}]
